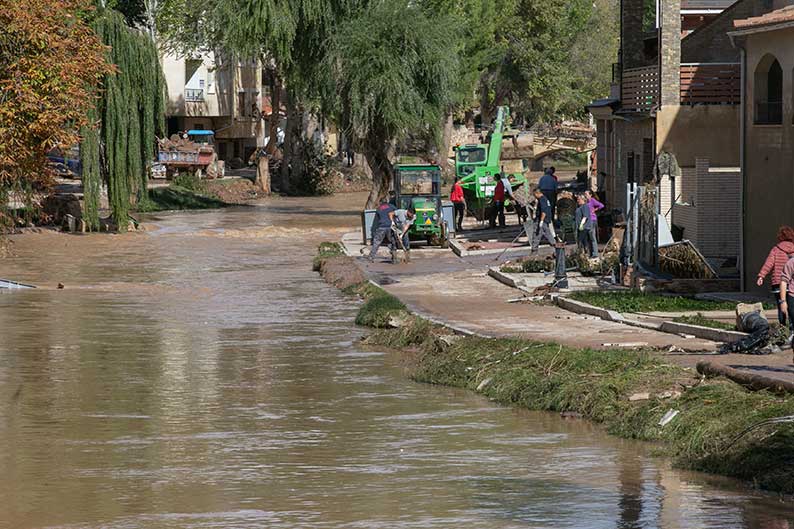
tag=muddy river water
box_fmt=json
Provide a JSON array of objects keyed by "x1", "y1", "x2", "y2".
[{"x1": 1, "y1": 197, "x2": 793, "y2": 528}]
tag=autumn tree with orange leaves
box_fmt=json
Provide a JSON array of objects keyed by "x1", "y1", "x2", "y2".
[{"x1": 0, "y1": 0, "x2": 112, "y2": 225}]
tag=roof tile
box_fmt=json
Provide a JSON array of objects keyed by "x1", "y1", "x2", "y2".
[{"x1": 734, "y1": 5, "x2": 794, "y2": 29}]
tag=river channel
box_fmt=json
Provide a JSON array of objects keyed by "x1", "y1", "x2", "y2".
[{"x1": 1, "y1": 197, "x2": 793, "y2": 528}]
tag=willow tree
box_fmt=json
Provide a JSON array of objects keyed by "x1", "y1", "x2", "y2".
[
  {"x1": 80, "y1": 8, "x2": 165, "y2": 230},
  {"x1": 156, "y1": 0, "x2": 367, "y2": 194},
  {"x1": 325, "y1": 1, "x2": 459, "y2": 208}
]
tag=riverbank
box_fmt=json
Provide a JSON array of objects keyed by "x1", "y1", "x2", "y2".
[{"x1": 315, "y1": 247, "x2": 794, "y2": 494}]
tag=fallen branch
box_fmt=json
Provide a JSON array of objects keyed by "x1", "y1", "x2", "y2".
[{"x1": 696, "y1": 361, "x2": 794, "y2": 395}]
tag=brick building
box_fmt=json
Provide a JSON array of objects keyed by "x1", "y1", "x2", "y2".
[{"x1": 588, "y1": 0, "x2": 784, "y2": 271}]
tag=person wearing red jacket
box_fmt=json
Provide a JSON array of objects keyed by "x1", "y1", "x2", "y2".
[
  {"x1": 489, "y1": 174, "x2": 506, "y2": 229},
  {"x1": 758, "y1": 225, "x2": 794, "y2": 327},
  {"x1": 450, "y1": 176, "x2": 466, "y2": 232}
]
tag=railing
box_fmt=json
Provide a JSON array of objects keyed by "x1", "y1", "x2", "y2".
[
  {"x1": 621, "y1": 66, "x2": 659, "y2": 113},
  {"x1": 680, "y1": 63, "x2": 740, "y2": 105},
  {"x1": 185, "y1": 88, "x2": 204, "y2": 102},
  {"x1": 756, "y1": 101, "x2": 782, "y2": 125}
]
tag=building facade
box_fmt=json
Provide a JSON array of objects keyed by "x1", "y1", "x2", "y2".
[
  {"x1": 161, "y1": 51, "x2": 267, "y2": 164},
  {"x1": 587, "y1": 0, "x2": 787, "y2": 273},
  {"x1": 729, "y1": 3, "x2": 794, "y2": 290}
]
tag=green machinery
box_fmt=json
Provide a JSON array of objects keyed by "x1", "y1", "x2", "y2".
[
  {"x1": 453, "y1": 106, "x2": 528, "y2": 220},
  {"x1": 393, "y1": 163, "x2": 449, "y2": 246}
]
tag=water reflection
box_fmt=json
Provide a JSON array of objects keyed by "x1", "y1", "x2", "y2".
[{"x1": 1, "y1": 204, "x2": 794, "y2": 528}]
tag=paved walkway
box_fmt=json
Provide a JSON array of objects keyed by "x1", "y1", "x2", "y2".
[{"x1": 344, "y1": 231, "x2": 794, "y2": 384}]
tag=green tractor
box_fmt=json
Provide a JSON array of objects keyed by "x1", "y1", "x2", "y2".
[
  {"x1": 453, "y1": 106, "x2": 528, "y2": 221},
  {"x1": 393, "y1": 163, "x2": 449, "y2": 247}
]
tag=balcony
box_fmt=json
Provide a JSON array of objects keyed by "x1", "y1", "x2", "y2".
[
  {"x1": 680, "y1": 63, "x2": 740, "y2": 105},
  {"x1": 621, "y1": 66, "x2": 659, "y2": 113},
  {"x1": 619, "y1": 63, "x2": 741, "y2": 112},
  {"x1": 185, "y1": 88, "x2": 204, "y2": 102}
]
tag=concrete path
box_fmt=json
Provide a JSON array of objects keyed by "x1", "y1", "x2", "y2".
[{"x1": 345, "y1": 231, "x2": 794, "y2": 384}]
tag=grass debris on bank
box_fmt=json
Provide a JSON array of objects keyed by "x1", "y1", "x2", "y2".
[
  {"x1": 368, "y1": 320, "x2": 794, "y2": 493},
  {"x1": 315, "y1": 247, "x2": 794, "y2": 493},
  {"x1": 569, "y1": 290, "x2": 745, "y2": 313}
]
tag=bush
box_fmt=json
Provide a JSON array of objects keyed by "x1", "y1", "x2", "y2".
[
  {"x1": 569, "y1": 290, "x2": 744, "y2": 313},
  {"x1": 171, "y1": 171, "x2": 206, "y2": 193}
]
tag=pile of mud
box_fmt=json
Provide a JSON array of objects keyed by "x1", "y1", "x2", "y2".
[
  {"x1": 205, "y1": 179, "x2": 264, "y2": 204},
  {"x1": 317, "y1": 255, "x2": 367, "y2": 290}
]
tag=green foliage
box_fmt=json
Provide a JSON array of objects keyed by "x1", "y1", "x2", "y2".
[
  {"x1": 312, "y1": 241, "x2": 346, "y2": 271},
  {"x1": 568, "y1": 291, "x2": 743, "y2": 313},
  {"x1": 292, "y1": 140, "x2": 342, "y2": 196},
  {"x1": 325, "y1": 1, "x2": 459, "y2": 146},
  {"x1": 500, "y1": 256, "x2": 555, "y2": 274},
  {"x1": 171, "y1": 172, "x2": 206, "y2": 193},
  {"x1": 354, "y1": 286, "x2": 407, "y2": 328},
  {"x1": 0, "y1": 0, "x2": 112, "y2": 225},
  {"x1": 138, "y1": 186, "x2": 226, "y2": 212},
  {"x1": 673, "y1": 313, "x2": 735, "y2": 331},
  {"x1": 368, "y1": 318, "x2": 794, "y2": 493},
  {"x1": 81, "y1": 8, "x2": 166, "y2": 230}
]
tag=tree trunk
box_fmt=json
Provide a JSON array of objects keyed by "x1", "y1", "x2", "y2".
[
  {"x1": 697, "y1": 361, "x2": 794, "y2": 395},
  {"x1": 255, "y1": 155, "x2": 270, "y2": 194},
  {"x1": 280, "y1": 91, "x2": 300, "y2": 194},
  {"x1": 266, "y1": 68, "x2": 282, "y2": 156},
  {"x1": 364, "y1": 135, "x2": 395, "y2": 209},
  {"x1": 437, "y1": 111, "x2": 454, "y2": 178}
]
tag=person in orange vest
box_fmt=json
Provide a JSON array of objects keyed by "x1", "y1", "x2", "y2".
[{"x1": 450, "y1": 176, "x2": 466, "y2": 232}]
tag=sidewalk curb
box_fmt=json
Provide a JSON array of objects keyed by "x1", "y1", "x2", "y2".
[
  {"x1": 658, "y1": 321, "x2": 747, "y2": 343},
  {"x1": 555, "y1": 296, "x2": 625, "y2": 323},
  {"x1": 553, "y1": 296, "x2": 746, "y2": 343},
  {"x1": 487, "y1": 267, "x2": 521, "y2": 289}
]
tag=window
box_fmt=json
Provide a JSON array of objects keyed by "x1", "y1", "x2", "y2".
[
  {"x1": 754, "y1": 54, "x2": 783, "y2": 124},
  {"x1": 456, "y1": 148, "x2": 486, "y2": 164}
]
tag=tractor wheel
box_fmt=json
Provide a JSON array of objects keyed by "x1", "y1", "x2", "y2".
[{"x1": 439, "y1": 222, "x2": 449, "y2": 248}]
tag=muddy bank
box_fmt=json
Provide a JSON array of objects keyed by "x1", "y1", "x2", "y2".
[{"x1": 315, "y1": 249, "x2": 794, "y2": 494}]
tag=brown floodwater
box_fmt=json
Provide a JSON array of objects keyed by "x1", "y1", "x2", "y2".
[{"x1": 1, "y1": 197, "x2": 794, "y2": 528}]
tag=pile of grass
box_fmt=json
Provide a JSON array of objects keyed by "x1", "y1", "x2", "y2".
[
  {"x1": 500, "y1": 256, "x2": 555, "y2": 274},
  {"x1": 672, "y1": 313, "x2": 735, "y2": 331},
  {"x1": 366, "y1": 320, "x2": 794, "y2": 492},
  {"x1": 353, "y1": 282, "x2": 407, "y2": 328},
  {"x1": 569, "y1": 290, "x2": 743, "y2": 313},
  {"x1": 312, "y1": 241, "x2": 346, "y2": 271}
]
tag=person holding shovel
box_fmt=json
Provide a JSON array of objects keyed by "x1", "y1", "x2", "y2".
[{"x1": 392, "y1": 208, "x2": 416, "y2": 262}]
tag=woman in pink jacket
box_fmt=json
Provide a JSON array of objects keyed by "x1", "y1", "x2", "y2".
[{"x1": 757, "y1": 225, "x2": 794, "y2": 327}]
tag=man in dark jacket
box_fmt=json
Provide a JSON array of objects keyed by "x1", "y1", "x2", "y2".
[
  {"x1": 575, "y1": 194, "x2": 593, "y2": 256},
  {"x1": 369, "y1": 199, "x2": 396, "y2": 262},
  {"x1": 531, "y1": 188, "x2": 557, "y2": 253}
]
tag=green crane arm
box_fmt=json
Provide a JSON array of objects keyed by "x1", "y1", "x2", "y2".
[{"x1": 486, "y1": 106, "x2": 508, "y2": 169}]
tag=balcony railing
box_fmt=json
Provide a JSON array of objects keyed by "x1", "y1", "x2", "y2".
[
  {"x1": 621, "y1": 66, "x2": 659, "y2": 113},
  {"x1": 680, "y1": 63, "x2": 740, "y2": 105},
  {"x1": 185, "y1": 88, "x2": 204, "y2": 102},
  {"x1": 756, "y1": 101, "x2": 782, "y2": 125},
  {"x1": 619, "y1": 63, "x2": 741, "y2": 112}
]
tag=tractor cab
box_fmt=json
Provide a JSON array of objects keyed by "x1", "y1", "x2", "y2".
[{"x1": 394, "y1": 164, "x2": 448, "y2": 246}]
